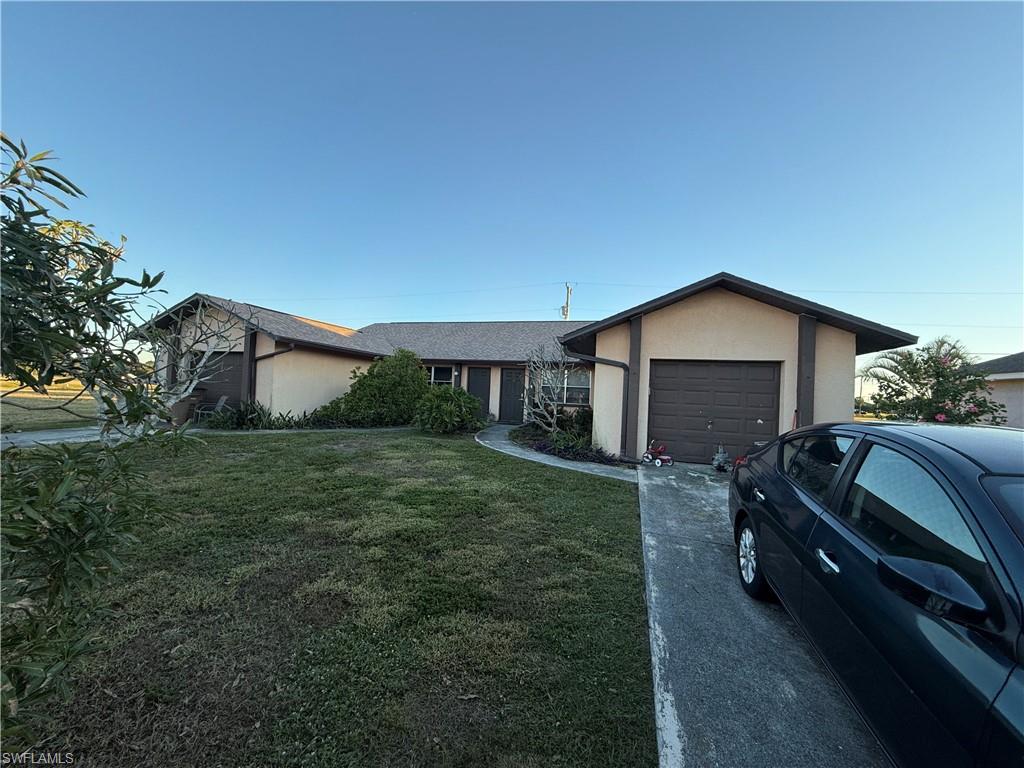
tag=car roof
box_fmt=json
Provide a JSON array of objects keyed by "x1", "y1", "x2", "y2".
[{"x1": 803, "y1": 422, "x2": 1024, "y2": 475}]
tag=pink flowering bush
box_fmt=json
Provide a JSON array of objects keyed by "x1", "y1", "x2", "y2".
[{"x1": 862, "y1": 337, "x2": 1005, "y2": 425}]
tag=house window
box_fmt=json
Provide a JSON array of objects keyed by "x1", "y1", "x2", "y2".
[
  {"x1": 541, "y1": 367, "x2": 591, "y2": 405},
  {"x1": 429, "y1": 366, "x2": 454, "y2": 386},
  {"x1": 564, "y1": 368, "x2": 591, "y2": 404}
]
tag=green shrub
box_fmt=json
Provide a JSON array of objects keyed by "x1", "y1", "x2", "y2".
[
  {"x1": 568, "y1": 407, "x2": 593, "y2": 437},
  {"x1": 310, "y1": 395, "x2": 346, "y2": 427},
  {"x1": 534, "y1": 430, "x2": 617, "y2": 465},
  {"x1": 415, "y1": 386, "x2": 486, "y2": 434},
  {"x1": 199, "y1": 401, "x2": 313, "y2": 430},
  {"x1": 203, "y1": 407, "x2": 240, "y2": 430},
  {"x1": 337, "y1": 349, "x2": 429, "y2": 427},
  {"x1": 510, "y1": 407, "x2": 613, "y2": 463}
]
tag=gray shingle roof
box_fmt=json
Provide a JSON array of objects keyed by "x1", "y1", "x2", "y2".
[
  {"x1": 148, "y1": 293, "x2": 590, "y2": 362},
  {"x1": 199, "y1": 295, "x2": 393, "y2": 356},
  {"x1": 970, "y1": 352, "x2": 1024, "y2": 376},
  {"x1": 358, "y1": 321, "x2": 593, "y2": 362}
]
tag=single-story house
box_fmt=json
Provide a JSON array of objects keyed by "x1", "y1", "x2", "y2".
[
  {"x1": 149, "y1": 295, "x2": 592, "y2": 423},
  {"x1": 971, "y1": 352, "x2": 1024, "y2": 428},
  {"x1": 149, "y1": 272, "x2": 917, "y2": 462}
]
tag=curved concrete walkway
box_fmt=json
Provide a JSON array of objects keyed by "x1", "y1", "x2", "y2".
[{"x1": 474, "y1": 423, "x2": 637, "y2": 483}]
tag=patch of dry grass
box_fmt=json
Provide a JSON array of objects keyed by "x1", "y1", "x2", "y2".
[
  {"x1": 31, "y1": 431, "x2": 655, "y2": 767},
  {"x1": 1, "y1": 392, "x2": 98, "y2": 433}
]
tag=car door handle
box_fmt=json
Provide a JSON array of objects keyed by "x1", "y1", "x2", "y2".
[
  {"x1": 815, "y1": 548, "x2": 840, "y2": 575},
  {"x1": 753, "y1": 487, "x2": 766, "y2": 503}
]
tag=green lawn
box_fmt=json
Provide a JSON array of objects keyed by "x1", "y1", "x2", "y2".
[
  {"x1": 0, "y1": 392, "x2": 98, "y2": 433},
  {"x1": 34, "y1": 431, "x2": 655, "y2": 767}
]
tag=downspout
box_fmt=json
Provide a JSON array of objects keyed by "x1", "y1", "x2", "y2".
[
  {"x1": 255, "y1": 342, "x2": 296, "y2": 362},
  {"x1": 566, "y1": 352, "x2": 631, "y2": 459}
]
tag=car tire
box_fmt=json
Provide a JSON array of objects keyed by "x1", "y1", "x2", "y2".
[{"x1": 736, "y1": 516, "x2": 770, "y2": 600}]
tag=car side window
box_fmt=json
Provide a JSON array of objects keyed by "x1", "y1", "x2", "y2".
[
  {"x1": 839, "y1": 444, "x2": 986, "y2": 572},
  {"x1": 785, "y1": 434, "x2": 855, "y2": 501}
]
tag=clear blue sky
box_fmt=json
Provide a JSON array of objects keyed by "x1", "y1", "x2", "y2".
[{"x1": 3, "y1": 1, "x2": 1022, "y2": 366}]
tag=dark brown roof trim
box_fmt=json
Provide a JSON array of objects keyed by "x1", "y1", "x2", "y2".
[
  {"x1": 143, "y1": 293, "x2": 383, "y2": 360},
  {"x1": 559, "y1": 272, "x2": 918, "y2": 356}
]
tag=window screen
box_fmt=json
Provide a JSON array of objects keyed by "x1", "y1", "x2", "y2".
[
  {"x1": 564, "y1": 368, "x2": 591, "y2": 405},
  {"x1": 430, "y1": 366, "x2": 453, "y2": 386}
]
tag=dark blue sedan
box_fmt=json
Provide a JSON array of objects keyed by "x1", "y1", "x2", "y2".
[{"x1": 729, "y1": 422, "x2": 1023, "y2": 767}]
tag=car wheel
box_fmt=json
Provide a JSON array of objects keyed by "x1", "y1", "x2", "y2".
[{"x1": 736, "y1": 517, "x2": 770, "y2": 600}]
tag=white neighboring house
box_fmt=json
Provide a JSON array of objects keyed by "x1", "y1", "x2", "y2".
[{"x1": 973, "y1": 352, "x2": 1024, "y2": 428}]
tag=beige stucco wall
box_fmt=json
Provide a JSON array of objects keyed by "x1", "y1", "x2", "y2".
[
  {"x1": 990, "y1": 377, "x2": 1024, "y2": 428},
  {"x1": 253, "y1": 333, "x2": 276, "y2": 406},
  {"x1": 264, "y1": 347, "x2": 366, "y2": 416},
  {"x1": 590, "y1": 288, "x2": 809, "y2": 457},
  {"x1": 592, "y1": 323, "x2": 630, "y2": 453},
  {"x1": 813, "y1": 323, "x2": 857, "y2": 423},
  {"x1": 636, "y1": 289, "x2": 799, "y2": 458}
]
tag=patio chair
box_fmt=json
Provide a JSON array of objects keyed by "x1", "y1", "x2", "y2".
[{"x1": 193, "y1": 395, "x2": 229, "y2": 422}]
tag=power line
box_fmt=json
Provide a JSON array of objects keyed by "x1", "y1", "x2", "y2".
[
  {"x1": 566, "y1": 307, "x2": 1021, "y2": 329},
  {"x1": 244, "y1": 281, "x2": 567, "y2": 303},
  {"x1": 353, "y1": 307, "x2": 569, "y2": 322},
  {"x1": 574, "y1": 281, "x2": 1022, "y2": 296}
]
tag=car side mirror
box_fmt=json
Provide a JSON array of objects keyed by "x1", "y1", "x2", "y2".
[{"x1": 877, "y1": 555, "x2": 988, "y2": 626}]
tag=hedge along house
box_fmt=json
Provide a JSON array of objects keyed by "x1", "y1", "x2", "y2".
[
  {"x1": 560, "y1": 273, "x2": 917, "y2": 463},
  {"x1": 148, "y1": 294, "x2": 592, "y2": 422}
]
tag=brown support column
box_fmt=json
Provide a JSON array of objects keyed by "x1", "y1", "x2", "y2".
[
  {"x1": 240, "y1": 329, "x2": 257, "y2": 402},
  {"x1": 624, "y1": 315, "x2": 643, "y2": 459},
  {"x1": 797, "y1": 314, "x2": 817, "y2": 427}
]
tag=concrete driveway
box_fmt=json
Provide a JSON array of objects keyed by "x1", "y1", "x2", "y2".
[
  {"x1": 1, "y1": 425, "x2": 102, "y2": 450},
  {"x1": 638, "y1": 464, "x2": 889, "y2": 768}
]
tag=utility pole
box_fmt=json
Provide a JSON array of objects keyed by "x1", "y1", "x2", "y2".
[{"x1": 560, "y1": 282, "x2": 573, "y2": 320}]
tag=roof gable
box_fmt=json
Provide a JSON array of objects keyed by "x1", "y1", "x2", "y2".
[
  {"x1": 146, "y1": 293, "x2": 392, "y2": 358},
  {"x1": 559, "y1": 272, "x2": 917, "y2": 356}
]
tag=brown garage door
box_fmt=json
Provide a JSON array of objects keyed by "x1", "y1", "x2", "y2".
[{"x1": 648, "y1": 360, "x2": 780, "y2": 464}]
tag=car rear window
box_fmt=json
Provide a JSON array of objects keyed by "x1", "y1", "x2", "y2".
[{"x1": 981, "y1": 475, "x2": 1024, "y2": 543}]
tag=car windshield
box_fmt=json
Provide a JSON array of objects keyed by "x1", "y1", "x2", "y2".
[{"x1": 981, "y1": 475, "x2": 1024, "y2": 543}]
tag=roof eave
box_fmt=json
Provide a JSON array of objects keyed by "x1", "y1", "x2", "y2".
[{"x1": 558, "y1": 272, "x2": 917, "y2": 356}]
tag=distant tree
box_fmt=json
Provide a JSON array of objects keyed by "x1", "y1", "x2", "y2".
[{"x1": 861, "y1": 337, "x2": 1005, "y2": 424}]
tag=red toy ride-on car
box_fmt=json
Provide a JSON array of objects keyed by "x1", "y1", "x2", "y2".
[{"x1": 642, "y1": 440, "x2": 674, "y2": 467}]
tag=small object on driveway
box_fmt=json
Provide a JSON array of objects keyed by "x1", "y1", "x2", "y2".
[
  {"x1": 642, "y1": 440, "x2": 674, "y2": 467},
  {"x1": 711, "y1": 443, "x2": 731, "y2": 472}
]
